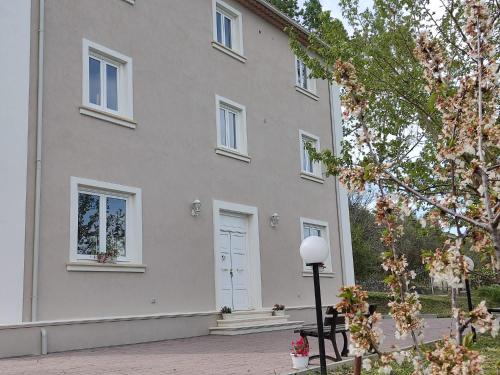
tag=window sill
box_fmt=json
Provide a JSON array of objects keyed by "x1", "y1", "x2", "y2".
[
  {"x1": 300, "y1": 172, "x2": 324, "y2": 184},
  {"x1": 80, "y1": 106, "x2": 137, "y2": 129},
  {"x1": 215, "y1": 147, "x2": 251, "y2": 163},
  {"x1": 295, "y1": 86, "x2": 319, "y2": 101},
  {"x1": 302, "y1": 271, "x2": 335, "y2": 278},
  {"x1": 67, "y1": 262, "x2": 146, "y2": 273},
  {"x1": 211, "y1": 42, "x2": 247, "y2": 63}
]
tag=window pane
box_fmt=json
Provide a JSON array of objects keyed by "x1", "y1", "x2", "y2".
[
  {"x1": 224, "y1": 16, "x2": 232, "y2": 48},
  {"x1": 304, "y1": 227, "x2": 311, "y2": 238},
  {"x1": 106, "y1": 64, "x2": 118, "y2": 111},
  {"x1": 216, "y1": 12, "x2": 223, "y2": 44},
  {"x1": 220, "y1": 108, "x2": 227, "y2": 146},
  {"x1": 228, "y1": 112, "x2": 237, "y2": 149},
  {"x1": 297, "y1": 59, "x2": 302, "y2": 85},
  {"x1": 77, "y1": 193, "x2": 100, "y2": 255},
  {"x1": 89, "y1": 57, "x2": 101, "y2": 105},
  {"x1": 106, "y1": 197, "x2": 126, "y2": 257},
  {"x1": 302, "y1": 63, "x2": 308, "y2": 89}
]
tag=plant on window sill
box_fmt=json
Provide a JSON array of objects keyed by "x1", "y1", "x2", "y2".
[{"x1": 91, "y1": 245, "x2": 120, "y2": 264}]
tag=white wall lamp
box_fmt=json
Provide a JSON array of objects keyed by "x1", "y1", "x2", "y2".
[
  {"x1": 270, "y1": 213, "x2": 279, "y2": 228},
  {"x1": 191, "y1": 199, "x2": 201, "y2": 217}
]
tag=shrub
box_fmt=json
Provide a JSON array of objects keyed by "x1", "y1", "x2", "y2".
[{"x1": 477, "y1": 285, "x2": 500, "y2": 305}]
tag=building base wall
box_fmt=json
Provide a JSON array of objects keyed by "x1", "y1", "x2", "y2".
[
  {"x1": 0, "y1": 307, "x2": 323, "y2": 359},
  {"x1": 0, "y1": 312, "x2": 218, "y2": 359}
]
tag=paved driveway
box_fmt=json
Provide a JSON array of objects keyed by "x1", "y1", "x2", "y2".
[{"x1": 0, "y1": 318, "x2": 454, "y2": 375}]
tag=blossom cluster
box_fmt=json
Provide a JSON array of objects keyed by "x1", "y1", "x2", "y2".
[
  {"x1": 454, "y1": 301, "x2": 499, "y2": 337},
  {"x1": 422, "y1": 239, "x2": 468, "y2": 288},
  {"x1": 336, "y1": 286, "x2": 383, "y2": 357},
  {"x1": 425, "y1": 337, "x2": 484, "y2": 375},
  {"x1": 388, "y1": 292, "x2": 423, "y2": 340}
]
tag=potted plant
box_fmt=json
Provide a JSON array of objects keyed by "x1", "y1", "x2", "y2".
[
  {"x1": 220, "y1": 306, "x2": 232, "y2": 319},
  {"x1": 290, "y1": 336, "x2": 309, "y2": 370},
  {"x1": 272, "y1": 304, "x2": 285, "y2": 316},
  {"x1": 91, "y1": 245, "x2": 119, "y2": 264}
]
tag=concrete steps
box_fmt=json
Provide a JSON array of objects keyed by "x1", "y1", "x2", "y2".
[{"x1": 209, "y1": 309, "x2": 303, "y2": 335}]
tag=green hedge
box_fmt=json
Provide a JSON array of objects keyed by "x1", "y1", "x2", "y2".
[
  {"x1": 477, "y1": 285, "x2": 500, "y2": 306},
  {"x1": 367, "y1": 289, "x2": 499, "y2": 317}
]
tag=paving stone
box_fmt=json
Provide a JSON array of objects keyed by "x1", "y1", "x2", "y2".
[{"x1": 0, "y1": 318, "x2": 454, "y2": 375}]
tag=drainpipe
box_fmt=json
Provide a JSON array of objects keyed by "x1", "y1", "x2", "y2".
[
  {"x1": 32, "y1": 0, "x2": 45, "y2": 322},
  {"x1": 328, "y1": 83, "x2": 355, "y2": 286}
]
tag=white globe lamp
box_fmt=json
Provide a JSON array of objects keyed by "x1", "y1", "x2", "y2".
[{"x1": 300, "y1": 236, "x2": 329, "y2": 265}]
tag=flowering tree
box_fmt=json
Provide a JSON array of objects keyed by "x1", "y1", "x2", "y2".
[{"x1": 290, "y1": 0, "x2": 499, "y2": 373}]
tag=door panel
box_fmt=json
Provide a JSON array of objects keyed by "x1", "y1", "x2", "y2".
[
  {"x1": 230, "y1": 232, "x2": 248, "y2": 310},
  {"x1": 217, "y1": 214, "x2": 249, "y2": 311},
  {"x1": 218, "y1": 231, "x2": 233, "y2": 308}
]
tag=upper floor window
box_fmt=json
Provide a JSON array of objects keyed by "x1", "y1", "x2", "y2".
[
  {"x1": 299, "y1": 130, "x2": 322, "y2": 179},
  {"x1": 70, "y1": 177, "x2": 142, "y2": 265},
  {"x1": 215, "y1": 95, "x2": 249, "y2": 162},
  {"x1": 295, "y1": 57, "x2": 317, "y2": 96},
  {"x1": 212, "y1": 1, "x2": 244, "y2": 57},
  {"x1": 300, "y1": 218, "x2": 333, "y2": 274},
  {"x1": 82, "y1": 39, "x2": 134, "y2": 124}
]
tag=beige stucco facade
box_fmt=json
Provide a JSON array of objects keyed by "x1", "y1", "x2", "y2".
[{"x1": 0, "y1": 0, "x2": 354, "y2": 356}]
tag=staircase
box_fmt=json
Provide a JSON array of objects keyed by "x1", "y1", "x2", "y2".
[{"x1": 209, "y1": 309, "x2": 303, "y2": 335}]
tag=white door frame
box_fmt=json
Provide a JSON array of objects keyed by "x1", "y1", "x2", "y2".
[{"x1": 213, "y1": 200, "x2": 262, "y2": 311}]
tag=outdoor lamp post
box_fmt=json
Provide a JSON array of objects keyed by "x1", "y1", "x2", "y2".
[
  {"x1": 464, "y1": 256, "x2": 476, "y2": 341},
  {"x1": 300, "y1": 236, "x2": 329, "y2": 375}
]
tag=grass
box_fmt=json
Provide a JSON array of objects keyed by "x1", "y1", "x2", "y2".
[
  {"x1": 366, "y1": 291, "x2": 497, "y2": 317},
  {"x1": 305, "y1": 335, "x2": 499, "y2": 374}
]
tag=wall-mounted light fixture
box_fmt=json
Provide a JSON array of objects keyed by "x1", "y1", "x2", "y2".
[
  {"x1": 270, "y1": 213, "x2": 279, "y2": 228},
  {"x1": 191, "y1": 199, "x2": 201, "y2": 216}
]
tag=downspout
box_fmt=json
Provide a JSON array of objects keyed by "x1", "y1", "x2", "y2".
[
  {"x1": 32, "y1": 0, "x2": 45, "y2": 322},
  {"x1": 329, "y1": 83, "x2": 355, "y2": 286}
]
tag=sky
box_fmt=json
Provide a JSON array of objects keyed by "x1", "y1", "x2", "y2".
[{"x1": 297, "y1": 0, "x2": 373, "y2": 25}]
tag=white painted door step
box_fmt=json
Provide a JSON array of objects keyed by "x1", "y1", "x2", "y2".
[
  {"x1": 209, "y1": 320, "x2": 303, "y2": 335},
  {"x1": 210, "y1": 309, "x2": 303, "y2": 335}
]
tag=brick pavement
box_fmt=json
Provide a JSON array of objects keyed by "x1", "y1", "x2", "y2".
[{"x1": 0, "y1": 318, "x2": 454, "y2": 375}]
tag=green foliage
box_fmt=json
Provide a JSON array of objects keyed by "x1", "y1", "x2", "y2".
[
  {"x1": 301, "y1": 0, "x2": 324, "y2": 31},
  {"x1": 348, "y1": 193, "x2": 444, "y2": 284},
  {"x1": 477, "y1": 285, "x2": 500, "y2": 306},
  {"x1": 267, "y1": 0, "x2": 299, "y2": 19}
]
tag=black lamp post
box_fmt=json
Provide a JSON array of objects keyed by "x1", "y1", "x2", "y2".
[
  {"x1": 300, "y1": 236, "x2": 329, "y2": 375},
  {"x1": 464, "y1": 256, "x2": 477, "y2": 342}
]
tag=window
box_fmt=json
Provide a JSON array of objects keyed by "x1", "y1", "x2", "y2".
[
  {"x1": 82, "y1": 39, "x2": 134, "y2": 126},
  {"x1": 300, "y1": 218, "x2": 333, "y2": 274},
  {"x1": 215, "y1": 96, "x2": 248, "y2": 161},
  {"x1": 216, "y1": 9, "x2": 233, "y2": 49},
  {"x1": 70, "y1": 177, "x2": 142, "y2": 265},
  {"x1": 295, "y1": 57, "x2": 317, "y2": 95},
  {"x1": 212, "y1": 1, "x2": 244, "y2": 59},
  {"x1": 299, "y1": 130, "x2": 322, "y2": 179}
]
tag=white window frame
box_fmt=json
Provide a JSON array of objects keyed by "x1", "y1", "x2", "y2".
[
  {"x1": 299, "y1": 130, "x2": 322, "y2": 178},
  {"x1": 295, "y1": 56, "x2": 317, "y2": 95},
  {"x1": 82, "y1": 39, "x2": 134, "y2": 122},
  {"x1": 300, "y1": 217, "x2": 333, "y2": 274},
  {"x1": 215, "y1": 95, "x2": 248, "y2": 158},
  {"x1": 212, "y1": 0, "x2": 244, "y2": 55},
  {"x1": 70, "y1": 177, "x2": 142, "y2": 265}
]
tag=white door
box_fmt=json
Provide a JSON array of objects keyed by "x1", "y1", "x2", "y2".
[{"x1": 218, "y1": 214, "x2": 249, "y2": 310}]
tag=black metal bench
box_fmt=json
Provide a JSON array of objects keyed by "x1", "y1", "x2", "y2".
[{"x1": 295, "y1": 305, "x2": 377, "y2": 362}]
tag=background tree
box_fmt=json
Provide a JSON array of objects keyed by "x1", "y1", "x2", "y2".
[
  {"x1": 278, "y1": 0, "x2": 499, "y2": 373},
  {"x1": 267, "y1": 0, "x2": 299, "y2": 19}
]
